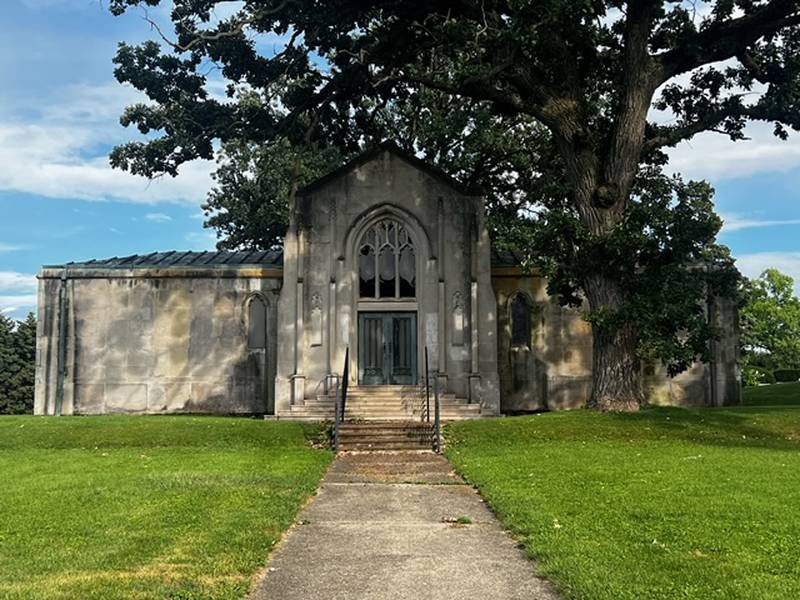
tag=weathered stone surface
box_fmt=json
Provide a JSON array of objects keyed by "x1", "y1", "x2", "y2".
[
  {"x1": 36, "y1": 271, "x2": 280, "y2": 415},
  {"x1": 73, "y1": 383, "x2": 105, "y2": 414},
  {"x1": 105, "y1": 383, "x2": 147, "y2": 413},
  {"x1": 494, "y1": 267, "x2": 740, "y2": 410},
  {"x1": 34, "y1": 146, "x2": 739, "y2": 416}
]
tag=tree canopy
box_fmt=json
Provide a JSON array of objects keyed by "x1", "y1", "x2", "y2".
[
  {"x1": 0, "y1": 313, "x2": 36, "y2": 415},
  {"x1": 105, "y1": 0, "x2": 790, "y2": 409},
  {"x1": 740, "y1": 269, "x2": 800, "y2": 385}
]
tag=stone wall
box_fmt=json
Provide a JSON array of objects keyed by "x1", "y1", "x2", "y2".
[
  {"x1": 494, "y1": 270, "x2": 741, "y2": 411},
  {"x1": 35, "y1": 267, "x2": 281, "y2": 415},
  {"x1": 645, "y1": 294, "x2": 742, "y2": 407},
  {"x1": 493, "y1": 271, "x2": 593, "y2": 411}
]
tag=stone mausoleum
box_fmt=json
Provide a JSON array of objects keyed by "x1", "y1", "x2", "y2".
[{"x1": 34, "y1": 144, "x2": 741, "y2": 417}]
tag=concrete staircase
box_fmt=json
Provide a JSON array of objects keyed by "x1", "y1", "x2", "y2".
[
  {"x1": 337, "y1": 421, "x2": 435, "y2": 451},
  {"x1": 283, "y1": 385, "x2": 482, "y2": 421}
]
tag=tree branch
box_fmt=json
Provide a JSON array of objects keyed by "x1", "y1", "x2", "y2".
[
  {"x1": 658, "y1": 0, "x2": 800, "y2": 82},
  {"x1": 737, "y1": 49, "x2": 782, "y2": 84},
  {"x1": 642, "y1": 100, "x2": 766, "y2": 151},
  {"x1": 599, "y1": 0, "x2": 662, "y2": 209},
  {"x1": 142, "y1": 2, "x2": 290, "y2": 53}
]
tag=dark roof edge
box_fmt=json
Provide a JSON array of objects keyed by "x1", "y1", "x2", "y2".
[
  {"x1": 40, "y1": 262, "x2": 284, "y2": 270},
  {"x1": 42, "y1": 249, "x2": 284, "y2": 271},
  {"x1": 297, "y1": 141, "x2": 485, "y2": 197}
]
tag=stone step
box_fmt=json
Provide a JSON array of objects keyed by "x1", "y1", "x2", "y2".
[
  {"x1": 289, "y1": 404, "x2": 481, "y2": 417},
  {"x1": 335, "y1": 420, "x2": 436, "y2": 451},
  {"x1": 302, "y1": 403, "x2": 467, "y2": 411},
  {"x1": 344, "y1": 386, "x2": 426, "y2": 391},
  {"x1": 291, "y1": 404, "x2": 480, "y2": 412},
  {"x1": 338, "y1": 442, "x2": 433, "y2": 451},
  {"x1": 318, "y1": 386, "x2": 447, "y2": 395},
  {"x1": 283, "y1": 414, "x2": 478, "y2": 422},
  {"x1": 302, "y1": 399, "x2": 457, "y2": 404},
  {"x1": 289, "y1": 416, "x2": 478, "y2": 422},
  {"x1": 313, "y1": 396, "x2": 456, "y2": 403},
  {"x1": 338, "y1": 421, "x2": 431, "y2": 428},
  {"x1": 306, "y1": 396, "x2": 462, "y2": 405},
  {"x1": 338, "y1": 429, "x2": 433, "y2": 438},
  {"x1": 311, "y1": 393, "x2": 455, "y2": 398},
  {"x1": 338, "y1": 435, "x2": 434, "y2": 445}
]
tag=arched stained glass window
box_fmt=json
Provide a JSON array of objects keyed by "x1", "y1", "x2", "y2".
[
  {"x1": 510, "y1": 293, "x2": 531, "y2": 348},
  {"x1": 359, "y1": 220, "x2": 416, "y2": 299}
]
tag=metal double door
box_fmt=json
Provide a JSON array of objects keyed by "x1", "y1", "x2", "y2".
[{"x1": 358, "y1": 312, "x2": 417, "y2": 385}]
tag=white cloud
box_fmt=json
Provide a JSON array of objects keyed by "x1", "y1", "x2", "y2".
[
  {"x1": 0, "y1": 295, "x2": 37, "y2": 315},
  {"x1": 736, "y1": 252, "x2": 800, "y2": 295},
  {"x1": 721, "y1": 213, "x2": 800, "y2": 233},
  {"x1": 39, "y1": 82, "x2": 144, "y2": 125},
  {"x1": 665, "y1": 121, "x2": 800, "y2": 182},
  {"x1": 145, "y1": 212, "x2": 173, "y2": 223},
  {"x1": 18, "y1": 0, "x2": 103, "y2": 8},
  {"x1": 647, "y1": 54, "x2": 793, "y2": 183},
  {"x1": 0, "y1": 83, "x2": 215, "y2": 205},
  {"x1": 0, "y1": 242, "x2": 27, "y2": 252},
  {"x1": 0, "y1": 272, "x2": 37, "y2": 292}
]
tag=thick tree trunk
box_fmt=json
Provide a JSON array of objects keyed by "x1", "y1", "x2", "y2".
[
  {"x1": 588, "y1": 321, "x2": 645, "y2": 411},
  {"x1": 583, "y1": 274, "x2": 646, "y2": 411},
  {"x1": 541, "y1": 2, "x2": 661, "y2": 412}
]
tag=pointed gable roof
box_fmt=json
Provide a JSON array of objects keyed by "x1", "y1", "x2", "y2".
[{"x1": 297, "y1": 141, "x2": 484, "y2": 197}]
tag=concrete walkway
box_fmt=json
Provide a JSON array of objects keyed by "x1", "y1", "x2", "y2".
[{"x1": 250, "y1": 452, "x2": 558, "y2": 600}]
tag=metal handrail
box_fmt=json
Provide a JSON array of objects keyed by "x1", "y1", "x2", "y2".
[
  {"x1": 423, "y1": 347, "x2": 431, "y2": 423},
  {"x1": 433, "y1": 368, "x2": 441, "y2": 453},
  {"x1": 333, "y1": 347, "x2": 350, "y2": 452},
  {"x1": 342, "y1": 346, "x2": 350, "y2": 421},
  {"x1": 422, "y1": 346, "x2": 441, "y2": 452}
]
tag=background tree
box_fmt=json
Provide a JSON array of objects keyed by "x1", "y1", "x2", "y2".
[
  {"x1": 0, "y1": 314, "x2": 17, "y2": 413},
  {"x1": 740, "y1": 269, "x2": 800, "y2": 385},
  {"x1": 0, "y1": 313, "x2": 36, "y2": 415},
  {"x1": 203, "y1": 90, "x2": 556, "y2": 249},
  {"x1": 9, "y1": 314, "x2": 37, "y2": 414},
  {"x1": 107, "y1": 0, "x2": 777, "y2": 409},
  {"x1": 205, "y1": 137, "x2": 343, "y2": 249}
]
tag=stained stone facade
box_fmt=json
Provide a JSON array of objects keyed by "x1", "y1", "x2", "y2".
[{"x1": 34, "y1": 144, "x2": 741, "y2": 416}]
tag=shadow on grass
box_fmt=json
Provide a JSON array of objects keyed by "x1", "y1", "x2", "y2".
[
  {"x1": 594, "y1": 406, "x2": 800, "y2": 452},
  {"x1": 448, "y1": 406, "x2": 800, "y2": 453},
  {"x1": 743, "y1": 382, "x2": 800, "y2": 407}
]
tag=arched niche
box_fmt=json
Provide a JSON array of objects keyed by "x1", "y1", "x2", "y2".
[
  {"x1": 508, "y1": 291, "x2": 534, "y2": 349},
  {"x1": 245, "y1": 293, "x2": 269, "y2": 350}
]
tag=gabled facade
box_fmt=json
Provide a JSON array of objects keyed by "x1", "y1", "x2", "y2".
[
  {"x1": 34, "y1": 144, "x2": 741, "y2": 417},
  {"x1": 275, "y1": 143, "x2": 501, "y2": 415}
]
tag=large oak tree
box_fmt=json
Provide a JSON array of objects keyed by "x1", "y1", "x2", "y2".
[{"x1": 107, "y1": 0, "x2": 790, "y2": 410}]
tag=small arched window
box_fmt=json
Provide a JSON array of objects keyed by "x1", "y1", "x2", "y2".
[
  {"x1": 359, "y1": 219, "x2": 416, "y2": 299},
  {"x1": 247, "y1": 295, "x2": 267, "y2": 349},
  {"x1": 510, "y1": 293, "x2": 531, "y2": 348}
]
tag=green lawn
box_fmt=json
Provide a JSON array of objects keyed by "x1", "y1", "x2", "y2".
[
  {"x1": 446, "y1": 407, "x2": 800, "y2": 600},
  {"x1": 0, "y1": 416, "x2": 332, "y2": 600},
  {"x1": 743, "y1": 382, "x2": 800, "y2": 406}
]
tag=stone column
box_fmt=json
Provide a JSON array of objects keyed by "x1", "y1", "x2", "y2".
[{"x1": 436, "y1": 197, "x2": 447, "y2": 390}]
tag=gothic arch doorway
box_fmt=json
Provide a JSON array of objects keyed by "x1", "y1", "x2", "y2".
[{"x1": 355, "y1": 218, "x2": 418, "y2": 385}]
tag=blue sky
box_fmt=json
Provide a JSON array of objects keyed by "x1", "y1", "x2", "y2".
[{"x1": 2, "y1": 0, "x2": 800, "y2": 319}]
